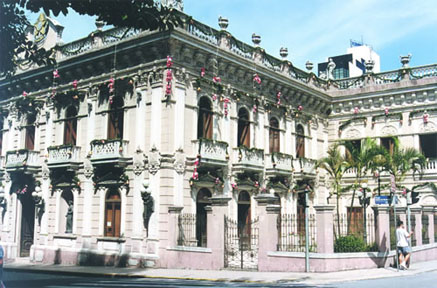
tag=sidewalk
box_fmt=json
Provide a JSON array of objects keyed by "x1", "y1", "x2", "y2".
[{"x1": 4, "y1": 259, "x2": 437, "y2": 285}]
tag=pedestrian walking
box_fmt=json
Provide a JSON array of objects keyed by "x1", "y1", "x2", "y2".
[{"x1": 396, "y1": 220, "x2": 413, "y2": 270}]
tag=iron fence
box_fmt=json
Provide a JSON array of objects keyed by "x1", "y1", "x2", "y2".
[
  {"x1": 422, "y1": 213, "x2": 429, "y2": 245},
  {"x1": 277, "y1": 214, "x2": 317, "y2": 252},
  {"x1": 177, "y1": 213, "x2": 198, "y2": 247},
  {"x1": 389, "y1": 210, "x2": 397, "y2": 251},
  {"x1": 333, "y1": 213, "x2": 376, "y2": 246},
  {"x1": 411, "y1": 215, "x2": 417, "y2": 247}
]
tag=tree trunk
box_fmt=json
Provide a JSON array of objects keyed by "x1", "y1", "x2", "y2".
[{"x1": 347, "y1": 188, "x2": 356, "y2": 235}]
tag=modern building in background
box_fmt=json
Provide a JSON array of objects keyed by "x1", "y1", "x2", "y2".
[
  {"x1": 0, "y1": 1, "x2": 436, "y2": 272},
  {"x1": 318, "y1": 41, "x2": 381, "y2": 79}
]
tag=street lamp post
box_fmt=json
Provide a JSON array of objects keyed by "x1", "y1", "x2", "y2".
[{"x1": 358, "y1": 183, "x2": 370, "y2": 245}]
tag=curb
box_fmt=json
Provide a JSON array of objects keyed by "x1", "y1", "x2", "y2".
[{"x1": 3, "y1": 266, "x2": 273, "y2": 284}]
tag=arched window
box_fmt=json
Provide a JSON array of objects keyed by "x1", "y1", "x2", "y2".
[
  {"x1": 296, "y1": 124, "x2": 305, "y2": 158},
  {"x1": 238, "y1": 191, "x2": 251, "y2": 242},
  {"x1": 59, "y1": 190, "x2": 74, "y2": 234},
  {"x1": 104, "y1": 188, "x2": 121, "y2": 237},
  {"x1": 196, "y1": 188, "x2": 211, "y2": 247},
  {"x1": 237, "y1": 108, "x2": 250, "y2": 147},
  {"x1": 108, "y1": 97, "x2": 124, "y2": 139},
  {"x1": 197, "y1": 97, "x2": 213, "y2": 139},
  {"x1": 269, "y1": 118, "x2": 280, "y2": 153},
  {"x1": 64, "y1": 106, "x2": 78, "y2": 145},
  {"x1": 25, "y1": 114, "x2": 36, "y2": 150}
]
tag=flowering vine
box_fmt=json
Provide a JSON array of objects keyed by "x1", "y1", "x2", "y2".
[
  {"x1": 222, "y1": 97, "x2": 230, "y2": 117},
  {"x1": 253, "y1": 73, "x2": 261, "y2": 84},
  {"x1": 276, "y1": 91, "x2": 281, "y2": 105},
  {"x1": 192, "y1": 156, "x2": 200, "y2": 180},
  {"x1": 384, "y1": 107, "x2": 389, "y2": 116},
  {"x1": 200, "y1": 67, "x2": 205, "y2": 78},
  {"x1": 354, "y1": 106, "x2": 359, "y2": 114},
  {"x1": 165, "y1": 56, "x2": 173, "y2": 98},
  {"x1": 423, "y1": 111, "x2": 429, "y2": 123}
]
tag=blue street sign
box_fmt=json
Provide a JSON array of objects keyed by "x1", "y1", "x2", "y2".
[{"x1": 375, "y1": 196, "x2": 389, "y2": 205}]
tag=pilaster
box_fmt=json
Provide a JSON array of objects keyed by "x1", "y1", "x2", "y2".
[
  {"x1": 372, "y1": 205, "x2": 391, "y2": 252},
  {"x1": 314, "y1": 205, "x2": 335, "y2": 253},
  {"x1": 410, "y1": 206, "x2": 423, "y2": 246}
]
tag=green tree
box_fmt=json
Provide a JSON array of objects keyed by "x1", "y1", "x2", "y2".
[
  {"x1": 342, "y1": 138, "x2": 385, "y2": 234},
  {"x1": 380, "y1": 138, "x2": 426, "y2": 192},
  {"x1": 0, "y1": 0, "x2": 182, "y2": 76},
  {"x1": 317, "y1": 144, "x2": 348, "y2": 239}
]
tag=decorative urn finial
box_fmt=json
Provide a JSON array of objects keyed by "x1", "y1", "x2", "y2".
[
  {"x1": 252, "y1": 33, "x2": 261, "y2": 46},
  {"x1": 218, "y1": 16, "x2": 229, "y2": 30},
  {"x1": 305, "y1": 60, "x2": 314, "y2": 72},
  {"x1": 365, "y1": 60, "x2": 374, "y2": 73},
  {"x1": 279, "y1": 47, "x2": 288, "y2": 59},
  {"x1": 400, "y1": 54, "x2": 412, "y2": 68}
]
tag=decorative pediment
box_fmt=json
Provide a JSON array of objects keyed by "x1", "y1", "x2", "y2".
[
  {"x1": 343, "y1": 128, "x2": 361, "y2": 139},
  {"x1": 419, "y1": 121, "x2": 437, "y2": 133},
  {"x1": 380, "y1": 125, "x2": 398, "y2": 136}
]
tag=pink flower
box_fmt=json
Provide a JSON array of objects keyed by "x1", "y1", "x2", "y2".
[
  {"x1": 231, "y1": 183, "x2": 237, "y2": 189},
  {"x1": 215, "y1": 177, "x2": 220, "y2": 184},
  {"x1": 384, "y1": 107, "x2": 389, "y2": 116},
  {"x1": 109, "y1": 95, "x2": 114, "y2": 104},
  {"x1": 108, "y1": 78, "x2": 115, "y2": 93},
  {"x1": 53, "y1": 69, "x2": 60, "y2": 78},
  {"x1": 72, "y1": 80, "x2": 78, "y2": 89},
  {"x1": 277, "y1": 91, "x2": 281, "y2": 105},
  {"x1": 213, "y1": 76, "x2": 221, "y2": 83},
  {"x1": 402, "y1": 188, "x2": 407, "y2": 195},
  {"x1": 22, "y1": 91, "x2": 27, "y2": 97},
  {"x1": 166, "y1": 56, "x2": 173, "y2": 68},
  {"x1": 298, "y1": 105, "x2": 303, "y2": 111},
  {"x1": 200, "y1": 67, "x2": 205, "y2": 78},
  {"x1": 212, "y1": 94, "x2": 217, "y2": 101},
  {"x1": 354, "y1": 107, "x2": 359, "y2": 114},
  {"x1": 423, "y1": 112, "x2": 429, "y2": 123},
  {"x1": 253, "y1": 104, "x2": 257, "y2": 113},
  {"x1": 166, "y1": 69, "x2": 173, "y2": 82},
  {"x1": 253, "y1": 74, "x2": 261, "y2": 84},
  {"x1": 254, "y1": 181, "x2": 259, "y2": 188}
]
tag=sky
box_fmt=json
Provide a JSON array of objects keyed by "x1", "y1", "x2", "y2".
[{"x1": 28, "y1": 0, "x2": 437, "y2": 72}]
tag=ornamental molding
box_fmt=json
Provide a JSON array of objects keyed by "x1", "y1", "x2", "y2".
[
  {"x1": 83, "y1": 158, "x2": 94, "y2": 179},
  {"x1": 419, "y1": 121, "x2": 437, "y2": 133},
  {"x1": 147, "y1": 146, "x2": 161, "y2": 175},
  {"x1": 420, "y1": 195, "x2": 437, "y2": 205},
  {"x1": 173, "y1": 150, "x2": 185, "y2": 175},
  {"x1": 380, "y1": 125, "x2": 398, "y2": 136},
  {"x1": 343, "y1": 128, "x2": 361, "y2": 139},
  {"x1": 133, "y1": 148, "x2": 145, "y2": 176}
]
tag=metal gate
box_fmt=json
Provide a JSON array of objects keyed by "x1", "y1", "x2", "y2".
[{"x1": 224, "y1": 216, "x2": 259, "y2": 270}]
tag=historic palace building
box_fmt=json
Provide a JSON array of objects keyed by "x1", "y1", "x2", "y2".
[{"x1": 0, "y1": 6, "x2": 436, "y2": 271}]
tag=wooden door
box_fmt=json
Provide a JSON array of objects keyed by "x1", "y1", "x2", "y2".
[
  {"x1": 347, "y1": 207, "x2": 363, "y2": 236},
  {"x1": 25, "y1": 126, "x2": 35, "y2": 150},
  {"x1": 20, "y1": 192, "x2": 35, "y2": 257}
]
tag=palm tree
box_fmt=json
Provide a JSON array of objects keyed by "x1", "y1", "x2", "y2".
[
  {"x1": 317, "y1": 144, "x2": 348, "y2": 239},
  {"x1": 381, "y1": 137, "x2": 426, "y2": 191},
  {"x1": 342, "y1": 138, "x2": 385, "y2": 235}
]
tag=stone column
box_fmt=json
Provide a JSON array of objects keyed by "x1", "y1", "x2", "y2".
[
  {"x1": 314, "y1": 205, "x2": 335, "y2": 253},
  {"x1": 167, "y1": 206, "x2": 183, "y2": 247},
  {"x1": 422, "y1": 205, "x2": 435, "y2": 244},
  {"x1": 410, "y1": 206, "x2": 422, "y2": 246},
  {"x1": 207, "y1": 196, "x2": 230, "y2": 270},
  {"x1": 255, "y1": 194, "x2": 280, "y2": 271},
  {"x1": 372, "y1": 205, "x2": 391, "y2": 252},
  {"x1": 397, "y1": 206, "x2": 407, "y2": 225}
]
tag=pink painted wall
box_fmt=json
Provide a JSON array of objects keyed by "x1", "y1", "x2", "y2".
[{"x1": 163, "y1": 249, "x2": 213, "y2": 269}]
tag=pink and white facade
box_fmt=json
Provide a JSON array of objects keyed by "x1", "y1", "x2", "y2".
[{"x1": 0, "y1": 8, "x2": 436, "y2": 272}]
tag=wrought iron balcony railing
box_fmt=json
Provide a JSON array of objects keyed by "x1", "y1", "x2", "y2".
[
  {"x1": 266, "y1": 152, "x2": 293, "y2": 174},
  {"x1": 233, "y1": 146, "x2": 264, "y2": 172},
  {"x1": 292, "y1": 158, "x2": 316, "y2": 176}
]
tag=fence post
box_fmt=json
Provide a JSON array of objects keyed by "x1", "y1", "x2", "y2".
[
  {"x1": 397, "y1": 206, "x2": 407, "y2": 225},
  {"x1": 410, "y1": 206, "x2": 423, "y2": 246},
  {"x1": 372, "y1": 205, "x2": 391, "y2": 253},
  {"x1": 255, "y1": 194, "x2": 280, "y2": 271},
  {"x1": 208, "y1": 196, "x2": 231, "y2": 269},
  {"x1": 422, "y1": 205, "x2": 435, "y2": 244},
  {"x1": 168, "y1": 206, "x2": 183, "y2": 247},
  {"x1": 314, "y1": 205, "x2": 335, "y2": 253}
]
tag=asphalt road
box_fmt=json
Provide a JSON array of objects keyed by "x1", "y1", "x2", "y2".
[{"x1": 2, "y1": 270, "x2": 437, "y2": 288}]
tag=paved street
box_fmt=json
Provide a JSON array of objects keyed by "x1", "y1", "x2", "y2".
[
  {"x1": 2, "y1": 271, "x2": 319, "y2": 288},
  {"x1": 2, "y1": 270, "x2": 437, "y2": 288}
]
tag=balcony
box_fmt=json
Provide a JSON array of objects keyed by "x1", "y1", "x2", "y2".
[
  {"x1": 47, "y1": 145, "x2": 81, "y2": 170},
  {"x1": 292, "y1": 158, "x2": 317, "y2": 179},
  {"x1": 193, "y1": 138, "x2": 228, "y2": 166},
  {"x1": 90, "y1": 139, "x2": 129, "y2": 166},
  {"x1": 5, "y1": 149, "x2": 40, "y2": 173},
  {"x1": 233, "y1": 146, "x2": 264, "y2": 173},
  {"x1": 265, "y1": 152, "x2": 293, "y2": 176}
]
